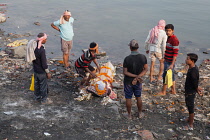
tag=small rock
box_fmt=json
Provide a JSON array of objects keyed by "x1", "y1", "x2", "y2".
[
  {"x1": 34, "y1": 22, "x2": 41, "y2": 26},
  {"x1": 138, "y1": 130, "x2": 154, "y2": 140},
  {"x1": 203, "y1": 51, "x2": 209, "y2": 54},
  {"x1": 0, "y1": 15, "x2": 6, "y2": 23}
]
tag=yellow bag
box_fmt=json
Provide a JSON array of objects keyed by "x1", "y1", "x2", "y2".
[
  {"x1": 165, "y1": 69, "x2": 173, "y2": 88},
  {"x1": 30, "y1": 74, "x2": 35, "y2": 91}
]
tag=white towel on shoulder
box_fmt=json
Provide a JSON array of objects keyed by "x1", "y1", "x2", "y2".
[{"x1": 26, "y1": 39, "x2": 37, "y2": 63}]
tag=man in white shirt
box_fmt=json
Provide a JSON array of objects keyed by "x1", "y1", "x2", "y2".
[{"x1": 145, "y1": 20, "x2": 167, "y2": 83}]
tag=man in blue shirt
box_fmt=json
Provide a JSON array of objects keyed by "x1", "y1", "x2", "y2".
[{"x1": 51, "y1": 10, "x2": 74, "y2": 68}]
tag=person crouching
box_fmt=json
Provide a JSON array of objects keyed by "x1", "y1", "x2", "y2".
[{"x1": 75, "y1": 42, "x2": 100, "y2": 89}]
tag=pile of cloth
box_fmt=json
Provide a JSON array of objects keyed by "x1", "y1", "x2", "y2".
[{"x1": 74, "y1": 61, "x2": 117, "y2": 103}]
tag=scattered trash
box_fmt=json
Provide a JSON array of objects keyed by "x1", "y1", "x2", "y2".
[
  {"x1": 177, "y1": 72, "x2": 183, "y2": 78},
  {"x1": 7, "y1": 39, "x2": 28, "y2": 47},
  {"x1": 44, "y1": 132, "x2": 51, "y2": 136},
  {"x1": 206, "y1": 136, "x2": 210, "y2": 140},
  {"x1": 4, "y1": 111, "x2": 14, "y2": 115}
]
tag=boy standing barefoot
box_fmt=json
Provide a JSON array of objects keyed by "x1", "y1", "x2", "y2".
[
  {"x1": 156, "y1": 24, "x2": 179, "y2": 95},
  {"x1": 181, "y1": 53, "x2": 202, "y2": 130}
]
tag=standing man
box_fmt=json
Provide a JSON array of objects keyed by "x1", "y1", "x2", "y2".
[
  {"x1": 145, "y1": 20, "x2": 167, "y2": 83},
  {"x1": 180, "y1": 53, "x2": 202, "y2": 130},
  {"x1": 51, "y1": 10, "x2": 74, "y2": 69},
  {"x1": 123, "y1": 39, "x2": 148, "y2": 119},
  {"x1": 33, "y1": 33, "x2": 52, "y2": 104},
  {"x1": 156, "y1": 24, "x2": 179, "y2": 96}
]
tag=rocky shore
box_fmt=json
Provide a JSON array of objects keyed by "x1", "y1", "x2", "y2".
[{"x1": 0, "y1": 29, "x2": 210, "y2": 140}]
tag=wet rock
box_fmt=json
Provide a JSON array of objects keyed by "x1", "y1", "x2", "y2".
[
  {"x1": 186, "y1": 41, "x2": 193, "y2": 45},
  {"x1": 0, "y1": 14, "x2": 6, "y2": 23},
  {"x1": 34, "y1": 22, "x2": 41, "y2": 26},
  {"x1": 9, "y1": 45, "x2": 27, "y2": 58},
  {"x1": 23, "y1": 33, "x2": 31, "y2": 37}
]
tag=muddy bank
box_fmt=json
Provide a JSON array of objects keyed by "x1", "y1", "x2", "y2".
[{"x1": 0, "y1": 31, "x2": 210, "y2": 140}]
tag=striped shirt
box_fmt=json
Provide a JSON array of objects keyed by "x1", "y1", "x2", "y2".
[
  {"x1": 164, "y1": 34, "x2": 179, "y2": 62},
  {"x1": 75, "y1": 50, "x2": 96, "y2": 68}
]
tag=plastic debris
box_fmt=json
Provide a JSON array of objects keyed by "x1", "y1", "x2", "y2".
[
  {"x1": 44, "y1": 132, "x2": 51, "y2": 136},
  {"x1": 7, "y1": 39, "x2": 28, "y2": 47}
]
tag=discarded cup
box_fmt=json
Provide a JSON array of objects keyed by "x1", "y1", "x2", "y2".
[{"x1": 177, "y1": 72, "x2": 183, "y2": 78}]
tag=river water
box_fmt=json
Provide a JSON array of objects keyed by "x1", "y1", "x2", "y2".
[{"x1": 1, "y1": 0, "x2": 210, "y2": 64}]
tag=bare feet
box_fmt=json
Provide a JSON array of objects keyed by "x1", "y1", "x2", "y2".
[
  {"x1": 179, "y1": 125, "x2": 194, "y2": 131},
  {"x1": 157, "y1": 76, "x2": 162, "y2": 81},
  {"x1": 65, "y1": 63, "x2": 70, "y2": 68},
  {"x1": 138, "y1": 112, "x2": 145, "y2": 119},
  {"x1": 122, "y1": 112, "x2": 132, "y2": 120},
  {"x1": 150, "y1": 77, "x2": 156, "y2": 83},
  {"x1": 79, "y1": 85, "x2": 84, "y2": 91},
  {"x1": 171, "y1": 89, "x2": 176, "y2": 94},
  {"x1": 155, "y1": 91, "x2": 166, "y2": 96}
]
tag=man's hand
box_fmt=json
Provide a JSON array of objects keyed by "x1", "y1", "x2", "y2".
[
  {"x1": 46, "y1": 73, "x2": 52, "y2": 79},
  {"x1": 51, "y1": 23, "x2": 60, "y2": 32},
  {"x1": 96, "y1": 66, "x2": 100, "y2": 73},
  {"x1": 132, "y1": 78, "x2": 137, "y2": 85},
  {"x1": 91, "y1": 73, "x2": 97, "y2": 78},
  {"x1": 197, "y1": 86, "x2": 203, "y2": 96},
  {"x1": 146, "y1": 50, "x2": 149, "y2": 54},
  {"x1": 135, "y1": 75, "x2": 143, "y2": 83},
  {"x1": 168, "y1": 64, "x2": 174, "y2": 70}
]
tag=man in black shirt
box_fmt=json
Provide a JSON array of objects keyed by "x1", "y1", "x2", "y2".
[
  {"x1": 33, "y1": 33, "x2": 52, "y2": 104},
  {"x1": 181, "y1": 53, "x2": 202, "y2": 130},
  {"x1": 123, "y1": 39, "x2": 148, "y2": 119}
]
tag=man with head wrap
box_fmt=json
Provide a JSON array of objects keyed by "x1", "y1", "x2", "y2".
[
  {"x1": 144, "y1": 20, "x2": 167, "y2": 83},
  {"x1": 33, "y1": 33, "x2": 52, "y2": 104},
  {"x1": 51, "y1": 10, "x2": 74, "y2": 69},
  {"x1": 75, "y1": 42, "x2": 100, "y2": 89}
]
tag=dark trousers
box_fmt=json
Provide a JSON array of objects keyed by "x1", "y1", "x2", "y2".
[
  {"x1": 34, "y1": 72, "x2": 48, "y2": 101},
  {"x1": 185, "y1": 93, "x2": 196, "y2": 114}
]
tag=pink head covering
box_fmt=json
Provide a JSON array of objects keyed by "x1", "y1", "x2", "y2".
[
  {"x1": 60, "y1": 10, "x2": 71, "y2": 24},
  {"x1": 148, "y1": 20, "x2": 166, "y2": 44},
  {"x1": 36, "y1": 33, "x2": 47, "y2": 49}
]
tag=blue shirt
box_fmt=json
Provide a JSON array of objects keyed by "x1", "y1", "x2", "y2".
[{"x1": 53, "y1": 17, "x2": 74, "y2": 41}]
